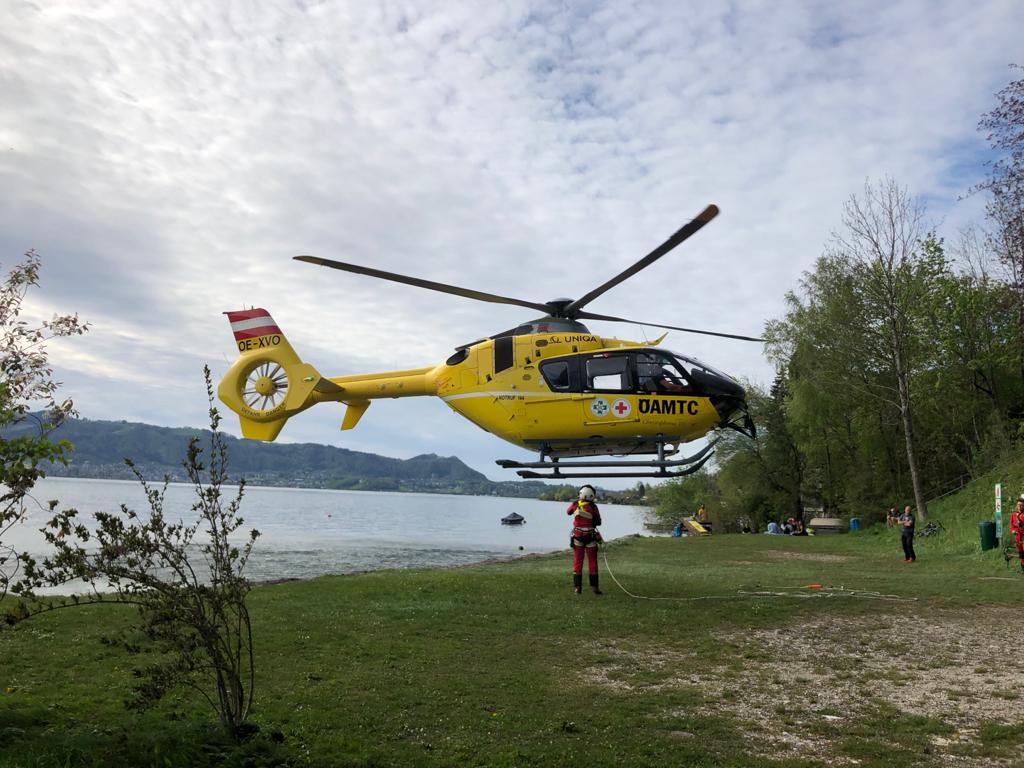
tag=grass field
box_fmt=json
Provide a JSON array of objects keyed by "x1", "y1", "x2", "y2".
[{"x1": 1, "y1": 494, "x2": 1022, "y2": 767}]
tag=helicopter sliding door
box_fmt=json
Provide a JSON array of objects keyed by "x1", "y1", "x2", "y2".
[
  {"x1": 580, "y1": 353, "x2": 640, "y2": 426},
  {"x1": 574, "y1": 350, "x2": 716, "y2": 443},
  {"x1": 525, "y1": 349, "x2": 719, "y2": 448}
]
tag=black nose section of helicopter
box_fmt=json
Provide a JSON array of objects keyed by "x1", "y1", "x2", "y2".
[{"x1": 690, "y1": 370, "x2": 756, "y2": 439}]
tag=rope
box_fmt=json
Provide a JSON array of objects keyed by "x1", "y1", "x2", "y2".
[{"x1": 601, "y1": 548, "x2": 917, "y2": 603}]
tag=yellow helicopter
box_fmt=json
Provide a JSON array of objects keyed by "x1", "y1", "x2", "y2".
[{"x1": 217, "y1": 204, "x2": 761, "y2": 479}]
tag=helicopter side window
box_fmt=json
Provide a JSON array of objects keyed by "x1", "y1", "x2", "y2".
[
  {"x1": 585, "y1": 355, "x2": 631, "y2": 392},
  {"x1": 540, "y1": 360, "x2": 571, "y2": 391}
]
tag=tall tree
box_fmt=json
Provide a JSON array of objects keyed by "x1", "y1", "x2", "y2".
[
  {"x1": 921, "y1": 231, "x2": 1021, "y2": 474},
  {"x1": 832, "y1": 180, "x2": 942, "y2": 520},
  {"x1": 712, "y1": 378, "x2": 804, "y2": 525},
  {"x1": 767, "y1": 255, "x2": 903, "y2": 513},
  {"x1": 978, "y1": 66, "x2": 1024, "y2": 385},
  {"x1": 764, "y1": 373, "x2": 805, "y2": 520},
  {"x1": 767, "y1": 180, "x2": 943, "y2": 521}
]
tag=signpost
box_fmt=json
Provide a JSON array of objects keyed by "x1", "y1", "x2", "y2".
[{"x1": 995, "y1": 483, "x2": 1003, "y2": 539}]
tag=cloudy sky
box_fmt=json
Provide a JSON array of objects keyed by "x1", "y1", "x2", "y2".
[{"x1": 2, "y1": 0, "x2": 1021, "y2": 483}]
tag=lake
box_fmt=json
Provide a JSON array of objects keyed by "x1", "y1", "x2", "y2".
[{"x1": 10, "y1": 478, "x2": 652, "y2": 583}]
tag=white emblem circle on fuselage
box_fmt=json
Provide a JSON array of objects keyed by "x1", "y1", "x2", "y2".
[
  {"x1": 590, "y1": 398, "x2": 610, "y2": 417},
  {"x1": 611, "y1": 398, "x2": 632, "y2": 418}
]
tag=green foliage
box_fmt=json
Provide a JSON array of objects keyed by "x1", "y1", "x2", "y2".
[
  {"x1": 727, "y1": 176, "x2": 1024, "y2": 527},
  {"x1": 539, "y1": 482, "x2": 649, "y2": 505},
  {"x1": 648, "y1": 468, "x2": 718, "y2": 525},
  {"x1": 651, "y1": 377, "x2": 807, "y2": 533},
  {"x1": 770, "y1": 180, "x2": 941, "y2": 519},
  {"x1": 0, "y1": 251, "x2": 87, "y2": 601},
  {"x1": 538, "y1": 484, "x2": 578, "y2": 501},
  {"x1": 17, "y1": 369, "x2": 259, "y2": 737}
]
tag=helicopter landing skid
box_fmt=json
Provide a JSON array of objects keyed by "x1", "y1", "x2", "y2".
[{"x1": 496, "y1": 439, "x2": 717, "y2": 479}]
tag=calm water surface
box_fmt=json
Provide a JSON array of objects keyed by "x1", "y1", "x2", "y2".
[{"x1": 14, "y1": 478, "x2": 651, "y2": 582}]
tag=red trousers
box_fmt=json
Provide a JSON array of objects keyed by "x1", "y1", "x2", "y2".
[{"x1": 572, "y1": 545, "x2": 598, "y2": 576}]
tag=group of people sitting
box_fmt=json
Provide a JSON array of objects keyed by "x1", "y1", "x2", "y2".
[{"x1": 765, "y1": 517, "x2": 807, "y2": 535}]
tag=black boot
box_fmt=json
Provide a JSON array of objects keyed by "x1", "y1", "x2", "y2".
[
  {"x1": 573, "y1": 574, "x2": 582, "y2": 594},
  {"x1": 589, "y1": 574, "x2": 602, "y2": 595}
]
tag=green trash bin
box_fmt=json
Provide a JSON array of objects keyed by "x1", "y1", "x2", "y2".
[{"x1": 979, "y1": 520, "x2": 997, "y2": 551}]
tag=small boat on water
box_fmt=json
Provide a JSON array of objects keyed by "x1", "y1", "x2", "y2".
[{"x1": 501, "y1": 512, "x2": 526, "y2": 525}]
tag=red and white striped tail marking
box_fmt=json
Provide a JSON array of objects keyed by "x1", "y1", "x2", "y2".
[{"x1": 225, "y1": 309, "x2": 282, "y2": 342}]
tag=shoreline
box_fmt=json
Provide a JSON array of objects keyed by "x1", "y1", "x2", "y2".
[
  {"x1": 20, "y1": 533, "x2": 655, "y2": 596},
  {"x1": 250, "y1": 533, "x2": 649, "y2": 587}
]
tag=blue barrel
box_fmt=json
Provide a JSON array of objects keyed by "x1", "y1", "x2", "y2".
[
  {"x1": 979, "y1": 521, "x2": 997, "y2": 551},
  {"x1": 849, "y1": 517, "x2": 860, "y2": 531}
]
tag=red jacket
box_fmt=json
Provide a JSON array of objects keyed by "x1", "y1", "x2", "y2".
[
  {"x1": 567, "y1": 500, "x2": 602, "y2": 535},
  {"x1": 1011, "y1": 509, "x2": 1024, "y2": 536}
]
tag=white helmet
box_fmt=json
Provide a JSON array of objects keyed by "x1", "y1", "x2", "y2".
[{"x1": 579, "y1": 485, "x2": 596, "y2": 502}]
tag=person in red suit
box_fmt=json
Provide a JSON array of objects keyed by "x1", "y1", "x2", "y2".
[
  {"x1": 567, "y1": 484, "x2": 603, "y2": 595},
  {"x1": 1011, "y1": 495, "x2": 1024, "y2": 573}
]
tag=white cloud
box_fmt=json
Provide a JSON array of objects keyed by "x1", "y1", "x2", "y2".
[{"x1": 1, "y1": 0, "x2": 1021, "y2": 484}]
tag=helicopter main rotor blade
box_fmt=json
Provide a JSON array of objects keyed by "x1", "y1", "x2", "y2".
[
  {"x1": 294, "y1": 255, "x2": 553, "y2": 314},
  {"x1": 563, "y1": 204, "x2": 719, "y2": 316},
  {"x1": 576, "y1": 309, "x2": 764, "y2": 342}
]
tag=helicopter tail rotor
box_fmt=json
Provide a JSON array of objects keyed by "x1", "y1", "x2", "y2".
[{"x1": 218, "y1": 308, "x2": 341, "y2": 441}]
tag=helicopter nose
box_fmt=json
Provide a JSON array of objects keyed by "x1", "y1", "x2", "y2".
[
  {"x1": 702, "y1": 377, "x2": 756, "y2": 439},
  {"x1": 682, "y1": 366, "x2": 755, "y2": 437},
  {"x1": 711, "y1": 393, "x2": 756, "y2": 439}
]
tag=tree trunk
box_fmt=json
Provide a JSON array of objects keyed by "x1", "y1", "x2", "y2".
[
  {"x1": 822, "y1": 426, "x2": 834, "y2": 515},
  {"x1": 894, "y1": 351, "x2": 928, "y2": 521}
]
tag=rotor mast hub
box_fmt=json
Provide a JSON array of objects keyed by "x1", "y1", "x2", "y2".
[{"x1": 545, "y1": 298, "x2": 575, "y2": 317}]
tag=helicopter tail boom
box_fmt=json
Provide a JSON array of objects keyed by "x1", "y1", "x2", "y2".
[{"x1": 218, "y1": 308, "x2": 439, "y2": 442}]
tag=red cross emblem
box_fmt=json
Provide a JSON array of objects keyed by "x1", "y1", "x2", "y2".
[{"x1": 612, "y1": 399, "x2": 631, "y2": 418}]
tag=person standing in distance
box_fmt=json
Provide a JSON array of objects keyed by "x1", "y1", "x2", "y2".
[
  {"x1": 1011, "y1": 495, "x2": 1024, "y2": 573},
  {"x1": 567, "y1": 485, "x2": 603, "y2": 595},
  {"x1": 696, "y1": 503, "x2": 712, "y2": 533},
  {"x1": 899, "y1": 504, "x2": 916, "y2": 563}
]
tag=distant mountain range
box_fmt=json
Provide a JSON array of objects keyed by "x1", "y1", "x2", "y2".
[{"x1": 7, "y1": 416, "x2": 556, "y2": 498}]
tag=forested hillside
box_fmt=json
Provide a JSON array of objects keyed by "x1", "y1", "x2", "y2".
[
  {"x1": 4, "y1": 416, "x2": 558, "y2": 497},
  {"x1": 654, "y1": 67, "x2": 1024, "y2": 532}
]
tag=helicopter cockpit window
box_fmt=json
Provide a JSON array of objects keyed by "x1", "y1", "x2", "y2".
[
  {"x1": 636, "y1": 352, "x2": 692, "y2": 394},
  {"x1": 672, "y1": 353, "x2": 739, "y2": 385},
  {"x1": 585, "y1": 355, "x2": 631, "y2": 392},
  {"x1": 540, "y1": 360, "x2": 571, "y2": 391}
]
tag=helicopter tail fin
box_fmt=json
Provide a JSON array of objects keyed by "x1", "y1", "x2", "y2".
[
  {"x1": 225, "y1": 308, "x2": 297, "y2": 361},
  {"x1": 217, "y1": 308, "x2": 341, "y2": 441}
]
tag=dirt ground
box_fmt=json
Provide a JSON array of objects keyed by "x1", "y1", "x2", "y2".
[{"x1": 584, "y1": 604, "x2": 1023, "y2": 766}]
